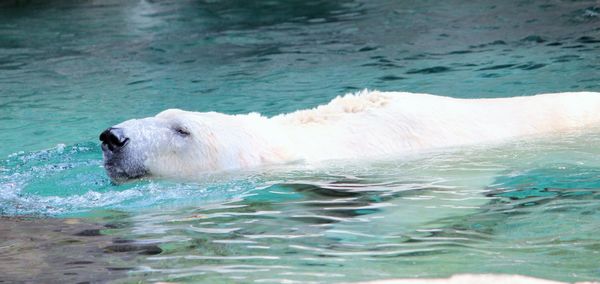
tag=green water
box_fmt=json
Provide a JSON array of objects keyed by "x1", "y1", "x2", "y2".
[{"x1": 1, "y1": 0, "x2": 600, "y2": 282}]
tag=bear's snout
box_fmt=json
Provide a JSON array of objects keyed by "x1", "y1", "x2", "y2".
[{"x1": 99, "y1": 127, "x2": 129, "y2": 152}]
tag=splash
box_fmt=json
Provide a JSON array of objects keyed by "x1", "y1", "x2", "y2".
[{"x1": 0, "y1": 143, "x2": 262, "y2": 216}]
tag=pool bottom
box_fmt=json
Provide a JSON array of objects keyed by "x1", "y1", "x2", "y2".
[
  {"x1": 0, "y1": 216, "x2": 142, "y2": 283},
  {"x1": 2, "y1": 214, "x2": 598, "y2": 284}
]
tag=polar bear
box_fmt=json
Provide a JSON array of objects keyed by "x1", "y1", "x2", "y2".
[{"x1": 100, "y1": 90, "x2": 600, "y2": 182}]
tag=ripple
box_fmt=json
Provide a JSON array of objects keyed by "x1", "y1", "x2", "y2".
[
  {"x1": 477, "y1": 64, "x2": 516, "y2": 71},
  {"x1": 149, "y1": 255, "x2": 281, "y2": 261},
  {"x1": 577, "y1": 36, "x2": 600, "y2": 44},
  {"x1": 188, "y1": 226, "x2": 241, "y2": 234},
  {"x1": 243, "y1": 234, "x2": 324, "y2": 240},
  {"x1": 552, "y1": 54, "x2": 580, "y2": 63},
  {"x1": 515, "y1": 63, "x2": 546, "y2": 70},
  {"x1": 378, "y1": 75, "x2": 405, "y2": 81},
  {"x1": 520, "y1": 35, "x2": 546, "y2": 43},
  {"x1": 406, "y1": 66, "x2": 452, "y2": 74},
  {"x1": 568, "y1": 6, "x2": 600, "y2": 23}
]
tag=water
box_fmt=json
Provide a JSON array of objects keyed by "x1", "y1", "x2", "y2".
[{"x1": 1, "y1": 0, "x2": 600, "y2": 282}]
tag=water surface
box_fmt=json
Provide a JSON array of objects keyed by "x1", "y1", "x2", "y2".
[{"x1": 1, "y1": 0, "x2": 600, "y2": 282}]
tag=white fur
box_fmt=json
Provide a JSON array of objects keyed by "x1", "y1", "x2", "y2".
[{"x1": 115, "y1": 91, "x2": 600, "y2": 179}]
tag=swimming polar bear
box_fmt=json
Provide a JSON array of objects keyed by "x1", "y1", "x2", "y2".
[{"x1": 100, "y1": 90, "x2": 600, "y2": 182}]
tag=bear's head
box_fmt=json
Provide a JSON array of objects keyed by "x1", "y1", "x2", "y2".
[{"x1": 99, "y1": 109, "x2": 216, "y2": 183}]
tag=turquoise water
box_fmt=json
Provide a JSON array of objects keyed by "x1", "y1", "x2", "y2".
[{"x1": 1, "y1": 0, "x2": 600, "y2": 282}]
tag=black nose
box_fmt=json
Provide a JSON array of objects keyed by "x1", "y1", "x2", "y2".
[{"x1": 99, "y1": 128, "x2": 129, "y2": 151}]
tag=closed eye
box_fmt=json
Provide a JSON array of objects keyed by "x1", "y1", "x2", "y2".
[{"x1": 174, "y1": 127, "x2": 190, "y2": 136}]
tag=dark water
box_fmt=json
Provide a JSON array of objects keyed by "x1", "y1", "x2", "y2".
[{"x1": 1, "y1": 0, "x2": 600, "y2": 282}]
